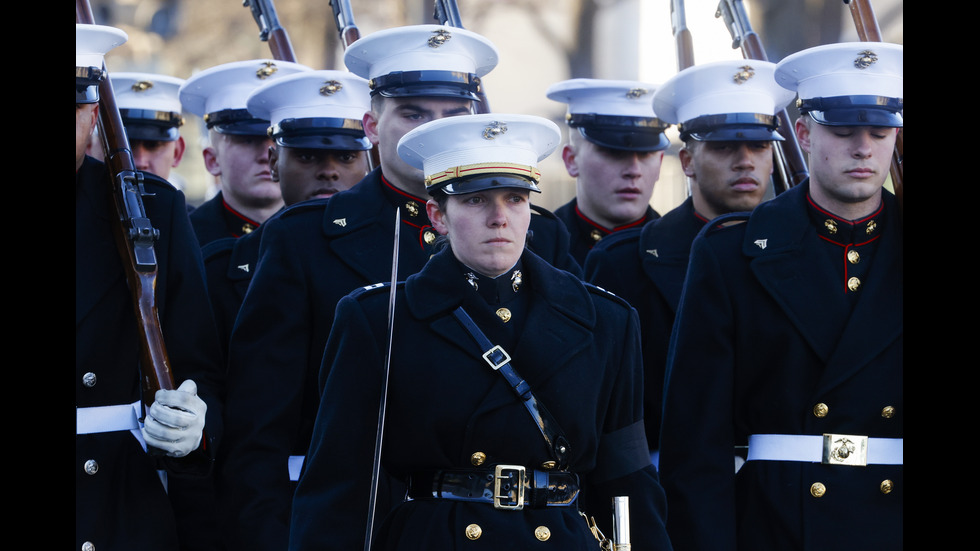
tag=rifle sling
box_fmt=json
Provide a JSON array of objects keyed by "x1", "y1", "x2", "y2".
[{"x1": 451, "y1": 306, "x2": 570, "y2": 469}]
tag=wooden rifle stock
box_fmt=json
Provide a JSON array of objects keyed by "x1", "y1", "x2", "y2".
[
  {"x1": 244, "y1": 0, "x2": 298, "y2": 62},
  {"x1": 433, "y1": 0, "x2": 491, "y2": 114},
  {"x1": 76, "y1": 0, "x2": 177, "y2": 411},
  {"x1": 716, "y1": 0, "x2": 809, "y2": 194},
  {"x1": 671, "y1": 0, "x2": 696, "y2": 71},
  {"x1": 843, "y1": 0, "x2": 903, "y2": 215}
]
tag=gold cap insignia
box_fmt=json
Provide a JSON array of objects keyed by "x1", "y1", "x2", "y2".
[
  {"x1": 626, "y1": 87, "x2": 649, "y2": 99},
  {"x1": 733, "y1": 65, "x2": 755, "y2": 85},
  {"x1": 428, "y1": 29, "x2": 452, "y2": 48},
  {"x1": 854, "y1": 50, "x2": 878, "y2": 69},
  {"x1": 320, "y1": 80, "x2": 343, "y2": 96},
  {"x1": 256, "y1": 61, "x2": 278, "y2": 79},
  {"x1": 132, "y1": 80, "x2": 153, "y2": 93},
  {"x1": 483, "y1": 121, "x2": 507, "y2": 140}
]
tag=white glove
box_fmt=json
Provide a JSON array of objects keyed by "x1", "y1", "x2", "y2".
[{"x1": 141, "y1": 379, "x2": 207, "y2": 458}]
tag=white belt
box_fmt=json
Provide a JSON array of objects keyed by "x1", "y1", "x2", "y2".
[
  {"x1": 76, "y1": 401, "x2": 147, "y2": 452},
  {"x1": 747, "y1": 434, "x2": 903, "y2": 466},
  {"x1": 288, "y1": 455, "x2": 305, "y2": 481}
]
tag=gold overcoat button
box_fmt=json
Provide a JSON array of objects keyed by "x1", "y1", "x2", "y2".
[
  {"x1": 535, "y1": 526, "x2": 551, "y2": 541},
  {"x1": 465, "y1": 523, "x2": 482, "y2": 540},
  {"x1": 813, "y1": 403, "x2": 829, "y2": 418},
  {"x1": 810, "y1": 482, "x2": 826, "y2": 497},
  {"x1": 82, "y1": 542, "x2": 96, "y2": 551},
  {"x1": 847, "y1": 250, "x2": 860, "y2": 264},
  {"x1": 84, "y1": 459, "x2": 99, "y2": 475},
  {"x1": 470, "y1": 452, "x2": 486, "y2": 466},
  {"x1": 880, "y1": 479, "x2": 894, "y2": 494},
  {"x1": 496, "y1": 308, "x2": 512, "y2": 322},
  {"x1": 82, "y1": 372, "x2": 97, "y2": 387},
  {"x1": 848, "y1": 277, "x2": 861, "y2": 291},
  {"x1": 881, "y1": 406, "x2": 895, "y2": 418}
]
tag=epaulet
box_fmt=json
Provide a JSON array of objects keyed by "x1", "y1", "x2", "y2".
[
  {"x1": 700, "y1": 211, "x2": 751, "y2": 238},
  {"x1": 583, "y1": 281, "x2": 631, "y2": 309},
  {"x1": 277, "y1": 197, "x2": 330, "y2": 219},
  {"x1": 530, "y1": 203, "x2": 558, "y2": 220},
  {"x1": 348, "y1": 280, "x2": 406, "y2": 301},
  {"x1": 202, "y1": 236, "x2": 237, "y2": 262},
  {"x1": 593, "y1": 225, "x2": 642, "y2": 253}
]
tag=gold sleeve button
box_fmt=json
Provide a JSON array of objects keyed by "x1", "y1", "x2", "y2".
[
  {"x1": 534, "y1": 526, "x2": 551, "y2": 541},
  {"x1": 881, "y1": 406, "x2": 895, "y2": 418},
  {"x1": 813, "y1": 403, "x2": 829, "y2": 418},
  {"x1": 880, "y1": 479, "x2": 894, "y2": 494},
  {"x1": 810, "y1": 482, "x2": 826, "y2": 497},
  {"x1": 470, "y1": 452, "x2": 486, "y2": 466}
]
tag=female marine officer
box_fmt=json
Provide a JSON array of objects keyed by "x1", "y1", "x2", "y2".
[{"x1": 289, "y1": 113, "x2": 672, "y2": 551}]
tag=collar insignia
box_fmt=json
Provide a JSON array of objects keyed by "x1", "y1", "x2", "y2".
[
  {"x1": 754, "y1": 239, "x2": 768, "y2": 249},
  {"x1": 333, "y1": 218, "x2": 347, "y2": 227}
]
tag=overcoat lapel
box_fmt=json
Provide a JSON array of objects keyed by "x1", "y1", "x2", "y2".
[
  {"x1": 320, "y1": 172, "x2": 395, "y2": 283},
  {"x1": 640, "y1": 198, "x2": 701, "y2": 313},
  {"x1": 76, "y1": 162, "x2": 124, "y2": 328},
  {"x1": 743, "y1": 184, "x2": 851, "y2": 363}
]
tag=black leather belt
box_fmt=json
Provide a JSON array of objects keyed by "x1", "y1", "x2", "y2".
[{"x1": 408, "y1": 466, "x2": 580, "y2": 510}]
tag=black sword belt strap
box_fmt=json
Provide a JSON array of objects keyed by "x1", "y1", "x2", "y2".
[{"x1": 452, "y1": 306, "x2": 570, "y2": 469}]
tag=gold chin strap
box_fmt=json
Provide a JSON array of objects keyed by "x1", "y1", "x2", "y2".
[{"x1": 425, "y1": 162, "x2": 541, "y2": 190}]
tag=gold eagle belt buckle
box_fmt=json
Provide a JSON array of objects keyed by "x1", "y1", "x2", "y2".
[{"x1": 822, "y1": 433, "x2": 869, "y2": 466}]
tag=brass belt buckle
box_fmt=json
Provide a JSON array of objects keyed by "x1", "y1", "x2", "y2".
[
  {"x1": 482, "y1": 345, "x2": 511, "y2": 371},
  {"x1": 822, "y1": 433, "x2": 868, "y2": 466},
  {"x1": 493, "y1": 464, "x2": 526, "y2": 510}
]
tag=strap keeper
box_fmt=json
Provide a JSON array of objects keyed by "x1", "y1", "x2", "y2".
[{"x1": 482, "y1": 345, "x2": 511, "y2": 370}]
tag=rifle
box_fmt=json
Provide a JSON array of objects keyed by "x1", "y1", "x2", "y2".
[
  {"x1": 244, "y1": 0, "x2": 298, "y2": 62},
  {"x1": 433, "y1": 0, "x2": 491, "y2": 114},
  {"x1": 843, "y1": 0, "x2": 903, "y2": 215},
  {"x1": 716, "y1": 0, "x2": 809, "y2": 194},
  {"x1": 76, "y1": 1, "x2": 177, "y2": 417},
  {"x1": 671, "y1": 0, "x2": 696, "y2": 71},
  {"x1": 328, "y1": 0, "x2": 381, "y2": 170}
]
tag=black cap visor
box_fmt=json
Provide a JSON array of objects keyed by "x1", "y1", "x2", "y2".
[
  {"x1": 372, "y1": 70, "x2": 482, "y2": 101},
  {"x1": 800, "y1": 95, "x2": 903, "y2": 128},
  {"x1": 272, "y1": 117, "x2": 371, "y2": 150},
  {"x1": 205, "y1": 108, "x2": 270, "y2": 136},
  {"x1": 570, "y1": 114, "x2": 671, "y2": 152},
  {"x1": 680, "y1": 112, "x2": 784, "y2": 142},
  {"x1": 432, "y1": 174, "x2": 541, "y2": 196}
]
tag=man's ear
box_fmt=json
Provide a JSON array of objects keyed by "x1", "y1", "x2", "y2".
[
  {"x1": 561, "y1": 143, "x2": 579, "y2": 177},
  {"x1": 363, "y1": 111, "x2": 381, "y2": 146},
  {"x1": 171, "y1": 136, "x2": 186, "y2": 168},
  {"x1": 426, "y1": 199, "x2": 449, "y2": 236},
  {"x1": 795, "y1": 117, "x2": 811, "y2": 154},
  {"x1": 268, "y1": 146, "x2": 280, "y2": 182}
]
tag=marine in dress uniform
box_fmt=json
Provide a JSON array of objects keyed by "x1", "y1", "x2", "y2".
[
  {"x1": 658, "y1": 42, "x2": 903, "y2": 550},
  {"x1": 76, "y1": 24, "x2": 224, "y2": 551},
  {"x1": 219, "y1": 26, "x2": 580, "y2": 551},
  {"x1": 179, "y1": 59, "x2": 310, "y2": 246},
  {"x1": 546, "y1": 79, "x2": 671, "y2": 268},
  {"x1": 202, "y1": 70, "x2": 372, "y2": 358},
  {"x1": 290, "y1": 112, "x2": 672, "y2": 551},
  {"x1": 583, "y1": 60, "x2": 795, "y2": 467},
  {"x1": 112, "y1": 72, "x2": 187, "y2": 182}
]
